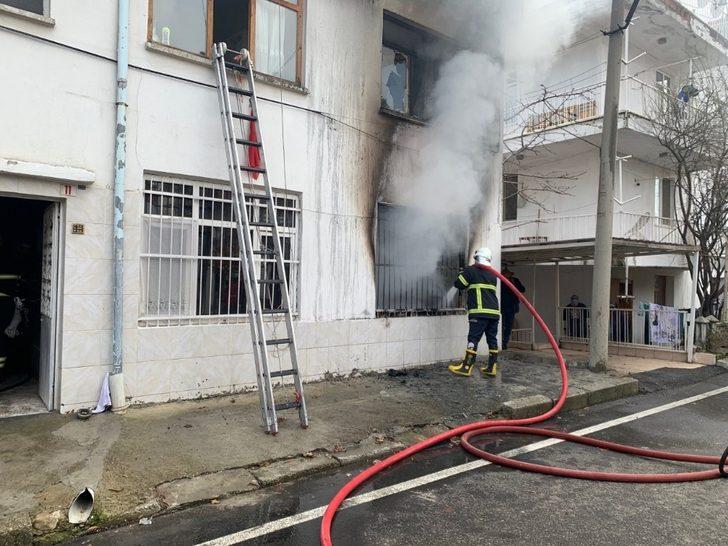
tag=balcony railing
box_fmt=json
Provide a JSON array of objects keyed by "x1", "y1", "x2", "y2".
[
  {"x1": 502, "y1": 211, "x2": 684, "y2": 247},
  {"x1": 504, "y1": 76, "x2": 689, "y2": 139},
  {"x1": 679, "y1": 0, "x2": 728, "y2": 40},
  {"x1": 559, "y1": 306, "x2": 687, "y2": 351}
]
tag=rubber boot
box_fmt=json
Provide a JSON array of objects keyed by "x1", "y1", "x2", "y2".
[
  {"x1": 449, "y1": 349, "x2": 476, "y2": 377},
  {"x1": 481, "y1": 351, "x2": 498, "y2": 377}
]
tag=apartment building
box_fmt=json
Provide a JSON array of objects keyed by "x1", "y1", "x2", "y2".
[
  {"x1": 502, "y1": 0, "x2": 728, "y2": 361},
  {"x1": 0, "y1": 0, "x2": 507, "y2": 415}
]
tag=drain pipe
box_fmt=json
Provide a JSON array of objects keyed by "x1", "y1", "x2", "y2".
[{"x1": 109, "y1": 0, "x2": 129, "y2": 411}]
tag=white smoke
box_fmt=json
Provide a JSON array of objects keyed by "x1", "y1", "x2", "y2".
[{"x1": 382, "y1": 1, "x2": 600, "y2": 284}]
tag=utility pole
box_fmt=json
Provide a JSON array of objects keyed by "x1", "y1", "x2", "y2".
[
  {"x1": 589, "y1": 0, "x2": 628, "y2": 371},
  {"x1": 722, "y1": 240, "x2": 728, "y2": 323}
]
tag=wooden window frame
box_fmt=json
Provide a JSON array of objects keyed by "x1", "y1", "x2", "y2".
[{"x1": 147, "y1": 0, "x2": 305, "y2": 85}]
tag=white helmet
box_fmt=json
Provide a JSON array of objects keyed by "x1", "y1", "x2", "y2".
[{"x1": 474, "y1": 247, "x2": 492, "y2": 265}]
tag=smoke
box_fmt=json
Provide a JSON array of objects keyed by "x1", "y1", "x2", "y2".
[{"x1": 382, "y1": 1, "x2": 599, "y2": 289}]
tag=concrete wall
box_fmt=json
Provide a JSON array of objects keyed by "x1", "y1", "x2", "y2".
[{"x1": 0, "y1": 1, "x2": 502, "y2": 411}]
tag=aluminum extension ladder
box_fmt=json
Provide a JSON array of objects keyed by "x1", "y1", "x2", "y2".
[{"x1": 212, "y1": 43, "x2": 308, "y2": 434}]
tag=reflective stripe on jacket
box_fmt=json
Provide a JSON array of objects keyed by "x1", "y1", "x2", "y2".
[{"x1": 454, "y1": 264, "x2": 500, "y2": 319}]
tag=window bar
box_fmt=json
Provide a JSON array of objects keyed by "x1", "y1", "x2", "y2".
[
  {"x1": 145, "y1": 191, "x2": 153, "y2": 321},
  {"x1": 168, "y1": 199, "x2": 175, "y2": 321},
  {"x1": 227, "y1": 221, "x2": 233, "y2": 316},
  {"x1": 178, "y1": 222, "x2": 184, "y2": 326},
  {"x1": 207, "y1": 197, "x2": 215, "y2": 316},
  {"x1": 156, "y1": 213, "x2": 163, "y2": 326},
  {"x1": 217, "y1": 199, "x2": 223, "y2": 318}
]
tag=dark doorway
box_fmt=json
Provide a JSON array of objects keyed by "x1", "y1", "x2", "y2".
[{"x1": 0, "y1": 196, "x2": 51, "y2": 416}]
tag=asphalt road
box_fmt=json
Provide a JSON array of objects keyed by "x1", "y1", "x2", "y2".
[{"x1": 66, "y1": 372, "x2": 728, "y2": 546}]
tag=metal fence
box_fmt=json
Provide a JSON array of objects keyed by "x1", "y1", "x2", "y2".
[
  {"x1": 559, "y1": 306, "x2": 687, "y2": 351},
  {"x1": 375, "y1": 203, "x2": 466, "y2": 316}
]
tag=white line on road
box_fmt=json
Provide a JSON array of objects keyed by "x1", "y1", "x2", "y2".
[{"x1": 197, "y1": 384, "x2": 728, "y2": 546}]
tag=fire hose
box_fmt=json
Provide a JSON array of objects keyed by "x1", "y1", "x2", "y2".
[{"x1": 321, "y1": 265, "x2": 726, "y2": 546}]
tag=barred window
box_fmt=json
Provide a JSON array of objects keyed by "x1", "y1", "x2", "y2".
[
  {"x1": 375, "y1": 203, "x2": 466, "y2": 316},
  {"x1": 141, "y1": 177, "x2": 300, "y2": 326}
]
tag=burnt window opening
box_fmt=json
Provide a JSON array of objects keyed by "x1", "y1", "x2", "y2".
[
  {"x1": 375, "y1": 203, "x2": 467, "y2": 317},
  {"x1": 503, "y1": 174, "x2": 519, "y2": 222},
  {"x1": 380, "y1": 12, "x2": 451, "y2": 120}
]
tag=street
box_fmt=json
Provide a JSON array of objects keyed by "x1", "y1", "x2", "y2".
[{"x1": 66, "y1": 373, "x2": 728, "y2": 546}]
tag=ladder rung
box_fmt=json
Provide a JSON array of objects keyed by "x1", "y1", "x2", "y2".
[
  {"x1": 258, "y1": 279, "x2": 284, "y2": 285},
  {"x1": 225, "y1": 61, "x2": 250, "y2": 73},
  {"x1": 269, "y1": 369, "x2": 297, "y2": 378},
  {"x1": 245, "y1": 193, "x2": 270, "y2": 201},
  {"x1": 229, "y1": 86, "x2": 253, "y2": 97},
  {"x1": 240, "y1": 165, "x2": 267, "y2": 174},
  {"x1": 249, "y1": 221, "x2": 274, "y2": 227},
  {"x1": 232, "y1": 112, "x2": 257, "y2": 122},
  {"x1": 253, "y1": 249, "x2": 278, "y2": 256},
  {"x1": 275, "y1": 401, "x2": 302, "y2": 411},
  {"x1": 266, "y1": 337, "x2": 292, "y2": 346},
  {"x1": 235, "y1": 138, "x2": 262, "y2": 147},
  {"x1": 261, "y1": 308, "x2": 289, "y2": 315}
]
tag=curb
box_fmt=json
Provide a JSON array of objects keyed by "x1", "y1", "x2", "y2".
[{"x1": 499, "y1": 376, "x2": 639, "y2": 419}]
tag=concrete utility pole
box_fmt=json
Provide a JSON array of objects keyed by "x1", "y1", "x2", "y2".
[
  {"x1": 589, "y1": 0, "x2": 627, "y2": 371},
  {"x1": 722, "y1": 241, "x2": 728, "y2": 323}
]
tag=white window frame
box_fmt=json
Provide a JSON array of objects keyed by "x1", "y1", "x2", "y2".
[{"x1": 140, "y1": 175, "x2": 301, "y2": 327}]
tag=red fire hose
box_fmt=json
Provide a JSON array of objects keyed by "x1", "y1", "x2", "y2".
[{"x1": 320, "y1": 265, "x2": 726, "y2": 546}]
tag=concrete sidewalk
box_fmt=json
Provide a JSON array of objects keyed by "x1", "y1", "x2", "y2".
[{"x1": 0, "y1": 356, "x2": 651, "y2": 544}]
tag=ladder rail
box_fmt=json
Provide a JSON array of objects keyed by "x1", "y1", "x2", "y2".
[
  {"x1": 213, "y1": 45, "x2": 277, "y2": 431},
  {"x1": 243, "y1": 57, "x2": 308, "y2": 427}
]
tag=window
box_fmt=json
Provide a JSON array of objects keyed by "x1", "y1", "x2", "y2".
[
  {"x1": 654, "y1": 177, "x2": 674, "y2": 221},
  {"x1": 1, "y1": 0, "x2": 46, "y2": 15},
  {"x1": 380, "y1": 12, "x2": 452, "y2": 120},
  {"x1": 503, "y1": 174, "x2": 519, "y2": 222},
  {"x1": 656, "y1": 71, "x2": 671, "y2": 91},
  {"x1": 375, "y1": 203, "x2": 466, "y2": 316},
  {"x1": 148, "y1": 0, "x2": 304, "y2": 84},
  {"x1": 141, "y1": 177, "x2": 300, "y2": 325}
]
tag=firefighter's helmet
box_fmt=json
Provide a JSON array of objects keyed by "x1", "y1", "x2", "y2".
[{"x1": 474, "y1": 247, "x2": 492, "y2": 265}]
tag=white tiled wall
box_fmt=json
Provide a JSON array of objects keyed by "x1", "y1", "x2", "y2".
[{"x1": 59, "y1": 315, "x2": 469, "y2": 412}]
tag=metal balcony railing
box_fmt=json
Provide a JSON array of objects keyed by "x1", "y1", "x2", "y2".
[
  {"x1": 502, "y1": 211, "x2": 684, "y2": 247},
  {"x1": 559, "y1": 306, "x2": 688, "y2": 351}
]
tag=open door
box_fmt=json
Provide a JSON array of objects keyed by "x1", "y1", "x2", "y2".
[{"x1": 38, "y1": 202, "x2": 59, "y2": 410}]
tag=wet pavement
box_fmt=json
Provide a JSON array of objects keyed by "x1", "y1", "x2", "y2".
[{"x1": 65, "y1": 372, "x2": 728, "y2": 546}]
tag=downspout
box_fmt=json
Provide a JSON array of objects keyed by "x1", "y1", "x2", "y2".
[{"x1": 109, "y1": 0, "x2": 129, "y2": 411}]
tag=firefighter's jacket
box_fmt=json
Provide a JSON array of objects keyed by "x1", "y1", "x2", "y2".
[{"x1": 454, "y1": 264, "x2": 500, "y2": 320}]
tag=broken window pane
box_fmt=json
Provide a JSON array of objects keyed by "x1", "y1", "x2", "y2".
[
  {"x1": 1, "y1": 0, "x2": 44, "y2": 15},
  {"x1": 381, "y1": 46, "x2": 410, "y2": 114},
  {"x1": 151, "y1": 0, "x2": 208, "y2": 55},
  {"x1": 255, "y1": 0, "x2": 298, "y2": 82}
]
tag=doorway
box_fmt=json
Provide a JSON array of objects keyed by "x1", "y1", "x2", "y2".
[{"x1": 0, "y1": 196, "x2": 60, "y2": 416}]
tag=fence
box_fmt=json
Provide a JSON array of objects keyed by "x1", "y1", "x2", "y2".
[
  {"x1": 502, "y1": 211, "x2": 683, "y2": 247},
  {"x1": 559, "y1": 306, "x2": 687, "y2": 351}
]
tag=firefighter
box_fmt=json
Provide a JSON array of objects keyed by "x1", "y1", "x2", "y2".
[{"x1": 449, "y1": 247, "x2": 500, "y2": 378}]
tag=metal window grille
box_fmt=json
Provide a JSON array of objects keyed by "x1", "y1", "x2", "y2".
[
  {"x1": 375, "y1": 203, "x2": 466, "y2": 316},
  {"x1": 140, "y1": 176, "x2": 300, "y2": 326}
]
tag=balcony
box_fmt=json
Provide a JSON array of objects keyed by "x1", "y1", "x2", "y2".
[
  {"x1": 503, "y1": 211, "x2": 683, "y2": 247},
  {"x1": 501, "y1": 211, "x2": 696, "y2": 265},
  {"x1": 679, "y1": 0, "x2": 728, "y2": 41}
]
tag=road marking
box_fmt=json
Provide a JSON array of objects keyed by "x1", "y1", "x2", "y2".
[{"x1": 197, "y1": 384, "x2": 728, "y2": 545}]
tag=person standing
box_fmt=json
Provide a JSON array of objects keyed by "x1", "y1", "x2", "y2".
[
  {"x1": 500, "y1": 267, "x2": 526, "y2": 350},
  {"x1": 449, "y1": 247, "x2": 500, "y2": 378}
]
